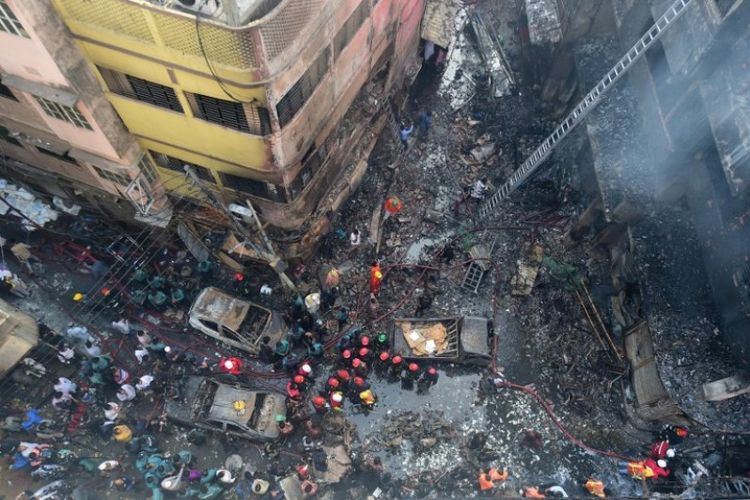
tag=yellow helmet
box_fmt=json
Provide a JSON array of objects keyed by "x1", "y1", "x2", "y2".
[{"x1": 73, "y1": 292, "x2": 84, "y2": 302}]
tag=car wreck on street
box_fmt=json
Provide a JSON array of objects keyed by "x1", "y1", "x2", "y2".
[
  {"x1": 165, "y1": 376, "x2": 286, "y2": 442},
  {"x1": 188, "y1": 287, "x2": 286, "y2": 354}
]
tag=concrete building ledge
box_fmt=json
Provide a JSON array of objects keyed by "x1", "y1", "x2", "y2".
[{"x1": 1, "y1": 74, "x2": 78, "y2": 107}]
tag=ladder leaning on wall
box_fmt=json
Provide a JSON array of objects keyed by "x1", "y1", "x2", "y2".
[{"x1": 478, "y1": 0, "x2": 694, "y2": 219}]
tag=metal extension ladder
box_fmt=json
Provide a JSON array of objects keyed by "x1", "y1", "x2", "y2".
[{"x1": 478, "y1": 0, "x2": 694, "y2": 219}]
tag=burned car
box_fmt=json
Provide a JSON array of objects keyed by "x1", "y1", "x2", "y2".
[
  {"x1": 165, "y1": 376, "x2": 286, "y2": 441},
  {"x1": 188, "y1": 287, "x2": 285, "y2": 354}
]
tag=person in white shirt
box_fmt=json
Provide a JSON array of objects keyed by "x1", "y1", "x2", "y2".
[
  {"x1": 111, "y1": 319, "x2": 130, "y2": 335},
  {"x1": 136, "y1": 331, "x2": 152, "y2": 347},
  {"x1": 104, "y1": 402, "x2": 120, "y2": 421},
  {"x1": 116, "y1": 384, "x2": 136, "y2": 402},
  {"x1": 349, "y1": 229, "x2": 361, "y2": 247},
  {"x1": 134, "y1": 346, "x2": 149, "y2": 364},
  {"x1": 260, "y1": 284, "x2": 272, "y2": 296},
  {"x1": 135, "y1": 375, "x2": 154, "y2": 391},
  {"x1": 52, "y1": 391, "x2": 72, "y2": 410},
  {"x1": 54, "y1": 377, "x2": 77, "y2": 396},
  {"x1": 83, "y1": 340, "x2": 101, "y2": 358},
  {"x1": 216, "y1": 469, "x2": 235, "y2": 484},
  {"x1": 470, "y1": 177, "x2": 488, "y2": 200},
  {"x1": 18, "y1": 442, "x2": 41, "y2": 458},
  {"x1": 57, "y1": 344, "x2": 75, "y2": 364}
]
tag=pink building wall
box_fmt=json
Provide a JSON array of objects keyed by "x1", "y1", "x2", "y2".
[{"x1": 0, "y1": 0, "x2": 124, "y2": 162}]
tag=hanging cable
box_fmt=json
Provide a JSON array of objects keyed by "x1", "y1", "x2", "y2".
[{"x1": 195, "y1": 0, "x2": 245, "y2": 103}]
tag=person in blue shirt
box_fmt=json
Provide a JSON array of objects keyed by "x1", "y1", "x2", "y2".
[
  {"x1": 417, "y1": 111, "x2": 432, "y2": 138},
  {"x1": 399, "y1": 122, "x2": 413, "y2": 149},
  {"x1": 21, "y1": 409, "x2": 42, "y2": 431}
]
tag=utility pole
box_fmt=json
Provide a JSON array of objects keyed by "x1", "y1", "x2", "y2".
[{"x1": 183, "y1": 166, "x2": 297, "y2": 291}]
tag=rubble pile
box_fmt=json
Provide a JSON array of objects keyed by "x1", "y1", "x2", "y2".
[
  {"x1": 1, "y1": 1, "x2": 749, "y2": 498},
  {"x1": 0, "y1": 179, "x2": 59, "y2": 230}
]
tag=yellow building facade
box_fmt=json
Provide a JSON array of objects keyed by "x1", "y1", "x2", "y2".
[{"x1": 51, "y1": 0, "x2": 427, "y2": 237}]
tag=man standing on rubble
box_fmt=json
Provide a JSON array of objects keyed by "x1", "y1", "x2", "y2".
[
  {"x1": 417, "y1": 110, "x2": 432, "y2": 139},
  {"x1": 370, "y1": 261, "x2": 383, "y2": 295},
  {"x1": 618, "y1": 459, "x2": 655, "y2": 480},
  {"x1": 414, "y1": 288, "x2": 434, "y2": 317},
  {"x1": 584, "y1": 479, "x2": 606, "y2": 497},
  {"x1": 471, "y1": 177, "x2": 489, "y2": 203},
  {"x1": 399, "y1": 122, "x2": 413, "y2": 149}
]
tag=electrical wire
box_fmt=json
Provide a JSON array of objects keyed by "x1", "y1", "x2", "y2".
[
  {"x1": 0, "y1": 175, "x2": 209, "y2": 398},
  {"x1": 194, "y1": 0, "x2": 246, "y2": 104},
  {"x1": 70, "y1": 174, "x2": 206, "y2": 319}
]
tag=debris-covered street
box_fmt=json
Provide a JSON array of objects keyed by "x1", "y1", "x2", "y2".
[{"x1": 1, "y1": 0, "x2": 749, "y2": 499}]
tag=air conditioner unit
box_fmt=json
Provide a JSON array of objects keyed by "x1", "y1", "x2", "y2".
[
  {"x1": 171, "y1": 0, "x2": 222, "y2": 16},
  {"x1": 228, "y1": 203, "x2": 255, "y2": 223}
]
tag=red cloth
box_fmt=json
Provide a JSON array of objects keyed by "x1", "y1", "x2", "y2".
[
  {"x1": 219, "y1": 357, "x2": 242, "y2": 375},
  {"x1": 370, "y1": 264, "x2": 383, "y2": 294},
  {"x1": 644, "y1": 458, "x2": 670, "y2": 478},
  {"x1": 312, "y1": 396, "x2": 326, "y2": 409},
  {"x1": 384, "y1": 197, "x2": 402, "y2": 215},
  {"x1": 650, "y1": 440, "x2": 669, "y2": 458},
  {"x1": 286, "y1": 382, "x2": 301, "y2": 400}
]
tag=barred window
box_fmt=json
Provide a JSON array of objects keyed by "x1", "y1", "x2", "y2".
[
  {"x1": 221, "y1": 172, "x2": 267, "y2": 197},
  {"x1": 150, "y1": 150, "x2": 215, "y2": 183},
  {"x1": 334, "y1": 1, "x2": 370, "y2": 60},
  {"x1": 93, "y1": 166, "x2": 131, "y2": 186},
  {"x1": 34, "y1": 96, "x2": 93, "y2": 130},
  {"x1": 0, "y1": 0, "x2": 28, "y2": 38},
  {"x1": 0, "y1": 81, "x2": 18, "y2": 101},
  {"x1": 219, "y1": 172, "x2": 287, "y2": 202},
  {"x1": 276, "y1": 48, "x2": 330, "y2": 127},
  {"x1": 99, "y1": 68, "x2": 183, "y2": 113},
  {"x1": 186, "y1": 93, "x2": 271, "y2": 135}
]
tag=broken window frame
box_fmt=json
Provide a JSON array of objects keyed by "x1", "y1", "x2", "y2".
[
  {"x1": 287, "y1": 135, "x2": 333, "y2": 199},
  {"x1": 276, "y1": 48, "x2": 330, "y2": 127},
  {"x1": 36, "y1": 146, "x2": 79, "y2": 165},
  {"x1": 99, "y1": 67, "x2": 184, "y2": 113},
  {"x1": 150, "y1": 150, "x2": 216, "y2": 184},
  {"x1": 138, "y1": 155, "x2": 160, "y2": 185},
  {"x1": 92, "y1": 165, "x2": 132, "y2": 186},
  {"x1": 334, "y1": 1, "x2": 370, "y2": 60},
  {"x1": 0, "y1": 81, "x2": 18, "y2": 101},
  {"x1": 0, "y1": 125, "x2": 22, "y2": 147},
  {"x1": 220, "y1": 172, "x2": 268, "y2": 198}
]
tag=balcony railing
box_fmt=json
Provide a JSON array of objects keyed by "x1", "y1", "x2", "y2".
[{"x1": 56, "y1": 0, "x2": 324, "y2": 71}]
